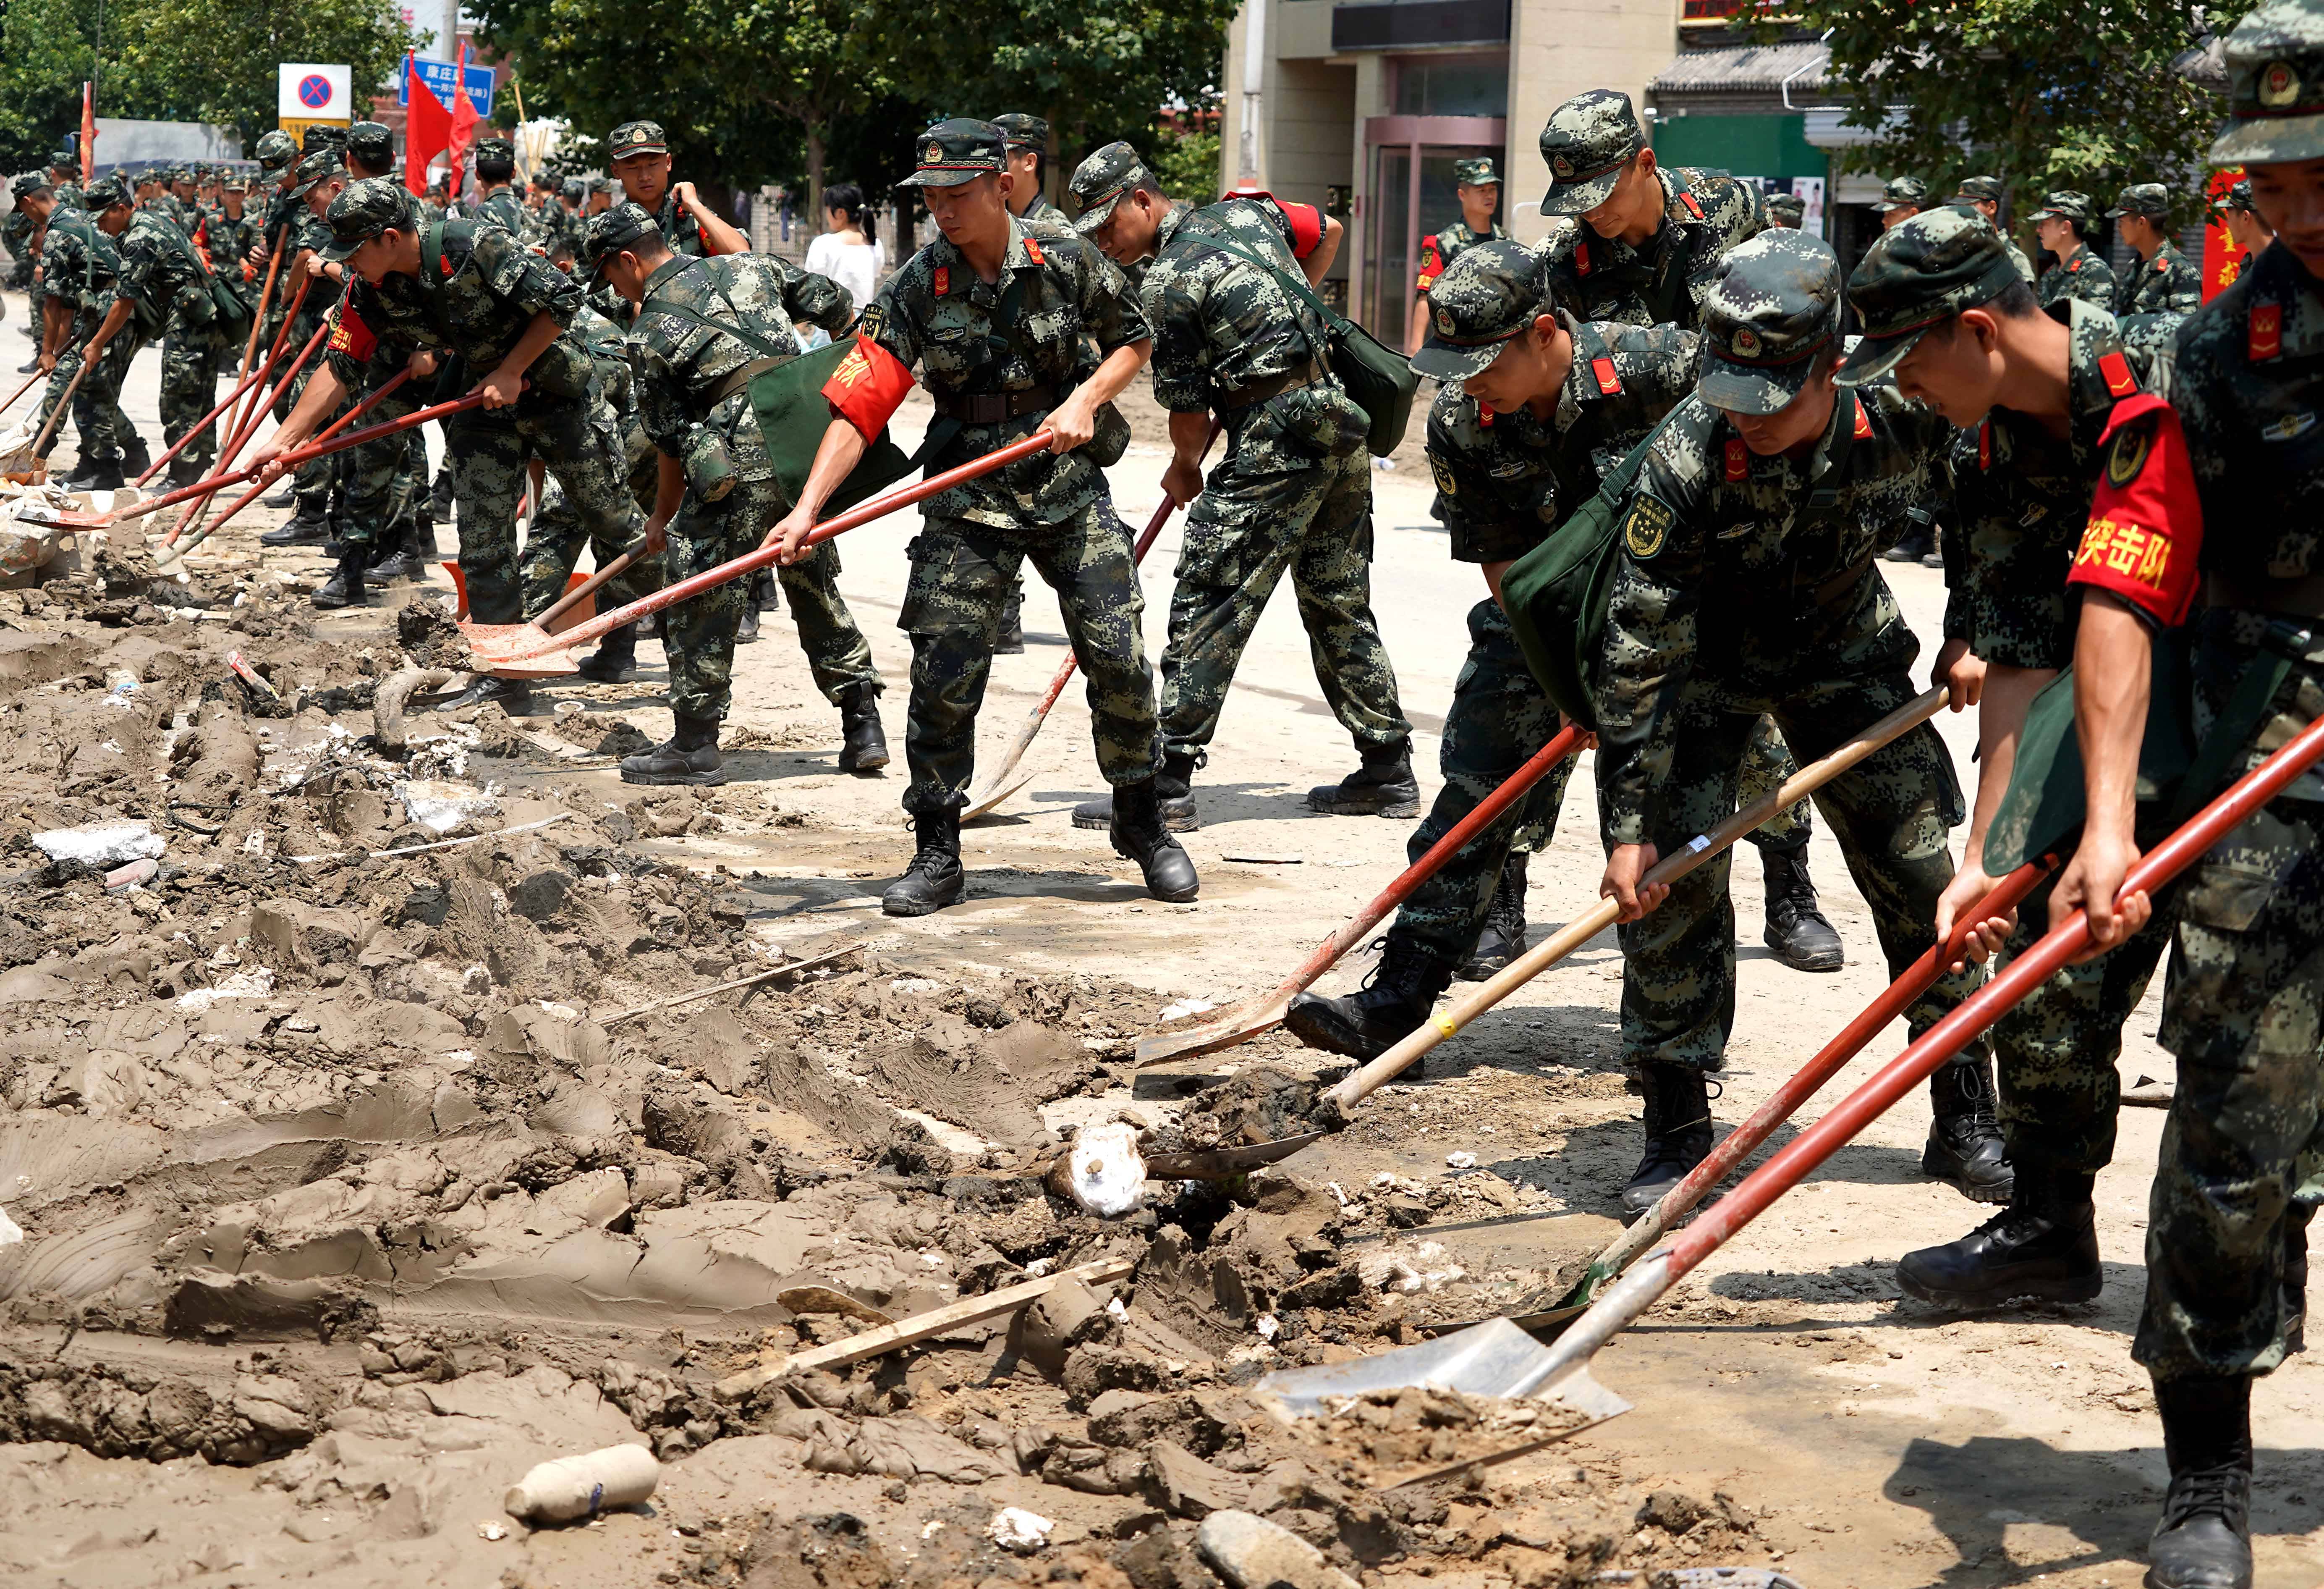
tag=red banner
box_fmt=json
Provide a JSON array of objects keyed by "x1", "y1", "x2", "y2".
[
  {"x1": 2200, "y1": 166, "x2": 2249, "y2": 302},
  {"x1": 405, "y1": 51, "x2": 452, "y2": 197}
]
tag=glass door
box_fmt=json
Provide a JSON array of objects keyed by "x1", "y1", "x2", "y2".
[{"x1": 1363, "y1": 140, "x2": 1505, "y2": 341}]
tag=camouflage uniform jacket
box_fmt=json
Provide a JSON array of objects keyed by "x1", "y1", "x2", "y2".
[
  {"x1": 2005, "y1": 239, "x2": 2038, "y2": 286},
  {"x1": 3, "y1": 210, "x2": 39, "y2": 290},
  {"x1": 289, "y1": 210, "x2": 345, "y2": 320},
  {"x1": 116, "y1": 208, "x2": 219, "y2": 324},
  {"x1": 631, "y1": 251, "x2": 854, "y2": 478},
  {"x1": 2161, "y1": 241, "x2": 2324, "y2": 589},
  {"x1": 38, "y1": 212, "x2": 119, "y2": 321},
  {"x1": 323, "y1": 219, "x2": 592, "y2": 399},
  {"x1": 860, "y1": 215, "x2": 1148, "y2": 527},
  {"x1": 52, "y1": 184, "x2": 82, "y2": 212},
  {"x1": 1945, "y1": 298, "x2": 2158, "y2": 670},
  {"x1": 2038, "y1": 244, "x2": 2117, "y2": 311},
  {"x1": 649, "y1": 191, "x2": 714, "y2": 259},
  {"x1": 1425, "y1": 314, "x2": 1699, "y2": 564},
  {"x1": 1019, "y1": 193, "x2": 1072, "y2": 237},
  {"x1": 1545, "y1": 167, "x2": 1765, "y2": 330},
  {"x1": 1416, "y1": 219, "x2": 1510, "y2": 295},
  {"x1": 2116, "y1": 239, "x2": 2204, "y2": 318},
  {"x1": 473, "y1": 186, "x2": 527, "y2": 237},
  {"x1": 1594, "y1": 381, "x2": 1952, "y2": 843}
]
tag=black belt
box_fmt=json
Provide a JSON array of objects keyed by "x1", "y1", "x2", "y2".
[
  {"x1": 706, "y1": 356, "x2": 782, "y2": 409},
  {"x1": 932, "y1": 384, "x2": 1058, "y2": 424},
  {"x1": 1216, "y1": 359, "x2": 1320, "y2": 412},
  {"x1": 2207, "y1": 571, "x2": 2324, "y2": 622}
]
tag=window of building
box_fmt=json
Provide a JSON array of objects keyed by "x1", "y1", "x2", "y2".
[{"x1": 1391, "y1": 52, "x2": 1508, "y2": 118}]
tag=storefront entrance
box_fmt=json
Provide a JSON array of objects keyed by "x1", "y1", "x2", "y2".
[{"x1": 1360, "y1": 115, "x2": 1505, "y2": 338}]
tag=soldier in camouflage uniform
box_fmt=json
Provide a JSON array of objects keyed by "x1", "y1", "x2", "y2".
[
  {"x1": 1405, "y1": 155, "x2": 1508, "y2": 355},
  {"x1": 1876, "y1": 174, "x2": 1927, "y2": 231},
  {"x1": 607, "y1": 121, "x2": 748, "y2": 260},
  {"x1": 1286, "y1": 241, "x2": 1701, "y2": 1071},
  {"x1": 2216, "y1": 177, "x2": 2274, "y2": 281},
  {"x1": 470, "y1": 139, "x2": 528, "y2": 236},
  {"x1": 996, "y1": 113, "x2": 1070, "y2": 233},
  {"x1": 328, "y1": 121, "x2": 435, "y2": 580},
  {"x1": 767, "y1": 120, "x2": 1196, "y2": 915},
  {"x1": 101, "y1": 160, "x2": 240, "y2": 484},
  {"x1": 47, "y1": 150, "x2": 82, "y2": 215},
  {"x1": 2030, "y1": 191, "x2": 2117, "y2": 309},
  {"x1": 1063, "y1": 139, "x2": 1417, "y2": 830},
  {"x1": 2107, "y1": 182, "x2": 2204, "y2": 322},
  {"x1": 515, "y1": 291, "x2": 659, "y2": 611},
  {"x1": 1591, "y1": 230, "x2": 2000, "y2": 1213},
  {"x1": 250, "y1": 180, "x2": 642, "y2": 708},
  {"x1": 1834, "y1": 207, "x2": 2167, "y2": 1286},
  {"x1": 39, "y1": 175, "x2": 149, "y2": 486},
  {"x1": 1765, "y1": 191, "x2": 1806, "y2": 229},
  {"x1": 2050, "y1": 10, "x2": 2324, "y2": 1582},
  {"x1": 1951, "y1": 176, "x2": 2038, "y2": 283},
  {"x1": 255, "y1": 146, "x2": 351, "y2": 544},
  {"x1": 583, "y1": 204, "x2": 887, "y2": 784},
  {"x1": 8, "y1": 174, "x2": 52, "y2": 372},
  {"x1": 1536, "y1": 87, "x2": 1842, "y2": 974}
]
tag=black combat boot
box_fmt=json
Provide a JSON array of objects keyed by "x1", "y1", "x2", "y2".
[
  {"x1": 2146, "y1": 1377, "x2": 2254, "y2": 1589},
  {"x1": 1897, "y1": 1162, "x2": 2101, "y2": 1306},
  {"x1": 167, "y1": 456, "x2": 208, "y2": 488},
  {"x1": 262, "y1": 483, "x2": 298, "y2": 509},
  {"x1": 1622, "y1": 1062, "x2": 1717, "y2": 1216},
  {"x1": 883, "y1": 807, "x2": 966, "y2": 917},
  {"x1": 1283, "y1": 940, "x2": 1456, "y2": 1065},
  {"x1": 62, "y1": 456, "x2": 126, "y2": 491},
  {"x1": 576, "y1": 624, "x2": 638, "y2": 684},
  {"x1": 119, "y1": 435, "x2": 151, "y2": 477},
  {"x1": 1882, "y1": 523, "x2": 1935, "y2": 563},
  {"x1": 1307, "y1": 741, "x2": 1422, "y2": 817},
  {"x1": 737, "y1": 589, "x2": 762, "y2": 644},
  {"x1": 1924, "y1": 1054, "x2": 2014, "y2": 1203},
  {"x1": 261, "y1": 506, "x2": 331, "y2": 546},
  {"x1": 369, "y1": 526, "x2": 420, "y2": 583},
  {"x1": 620, "y1": 711, "x2": 728, "y2": 786},
  {"x1": 433, "y1": 674, "x2": 535, "y2": 716},
  {"x1": 310, "y1": 549, "x2": 372, "y2": 610},
  {"x1": 430, "y1": 468, "x2": 455, "y2": 519},
  {"x1": 1758, "y1": 839, "x2": 1843, "y2": 971},
  {"x1": 835, "y1": 682, "x2": 888, "y2": 775},
  {"x1": 1458, "y1": 852, "x2": 1529, "y2": 980},
  {"x1": 1110, "y1": 778, "x2": 1199, "y2": 902},
  {"x1": 995, "y1": 584, "x2": 1024, "y2": 654},
  {"x1": 1073, "y1": 747, "x2": 1201, "y2": 830}
]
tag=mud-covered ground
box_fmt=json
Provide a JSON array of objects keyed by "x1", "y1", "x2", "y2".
[{"x1": 0, "y1": 301, "x2": 2318, "y2": 1589}]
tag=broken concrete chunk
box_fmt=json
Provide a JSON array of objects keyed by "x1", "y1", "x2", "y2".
[
  {"x1": 32, "y1": 820, "x2": 164, "y2": 868},
  {"x1": 1195, "y1": 1509, "x2": 1361, "y2": 1589},
  {"x1": 1146, "y1": 1438, "x2": 1250, "y2": 1519}
]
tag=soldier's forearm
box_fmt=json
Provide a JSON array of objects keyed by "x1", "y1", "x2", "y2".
[
  {"x1": 1081, "y1": 340, "x2": 1151, "y2": 410},
  {"x1": 84, "y1": 299, "x2": 133, "y2": 356},
  {"x1": 652, "y1": 452, "x2": 684, "y2": 523},
  {"x1": 1167, "y1": 410, "x2": 1209, "y2": 469},
  {"x1": 2071, "y1": 595, "x2": 2152, "y2": 848},
  {"x1": 494, "y1": 310, "x2": 564, "y2": 383},
  {"x1": 1306, "y1": 216, "x2": 1343, "y2": 287},
  {"x1": 792, "y1": 418, "x2": 871, "y2": 524},
  {"x1": 274, "y1": 365, "x2": 351, "y2": 451},
  {"x1": 1962, "y1": 663, "x2": 2057, "y2": 867}
]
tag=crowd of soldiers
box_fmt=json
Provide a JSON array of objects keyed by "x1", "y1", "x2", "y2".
[{"x1": 3, "y1": 5, "x2": 2318, "y2": 1578}]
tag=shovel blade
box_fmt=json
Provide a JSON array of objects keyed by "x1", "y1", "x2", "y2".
[
  {"x1": 963, "y1": 763, "x2": 1042, "y2": 822},
  {"x1": 458, "y1": 619, "x2": 581, "y2": 679},
  {"x1": 1133, "y1": 993, "x2": 1292, "y2": 1067},
  {"x1": 1142, "y1": 1131, "x2": 1326, "y2": 1180}
]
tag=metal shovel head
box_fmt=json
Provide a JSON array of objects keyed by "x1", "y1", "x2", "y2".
[
  {"x1": 1141, "y1": 1130, "x2": 1326, "y2": 1180},
  {"x1": 963, "y1": 762, "x2": 1043, "y2": 821},
  {"x1": 1133, "y1": 992, "x2": 1292, "y2": 1067},
  {"x1": 458, "y1": 618, "x2": 581, "y2": 679}
]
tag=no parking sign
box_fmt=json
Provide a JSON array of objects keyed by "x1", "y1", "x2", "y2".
[{"x1": 277, "y1": 63, "x2": 352, "y2": 126}]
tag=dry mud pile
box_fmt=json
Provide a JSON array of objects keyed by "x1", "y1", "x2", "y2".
[{"x1": 0, "y1": 543, "x2": 1777, "y2": 1587}]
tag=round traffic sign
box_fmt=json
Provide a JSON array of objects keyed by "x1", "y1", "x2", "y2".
[{"x1": 297, "y1": 74, "x2": 333, "y2": 110}]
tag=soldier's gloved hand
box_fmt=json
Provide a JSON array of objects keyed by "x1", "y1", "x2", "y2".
[
  {"x1": 1934, "y1": 862, "x2": 2014, "y2": 973},
  {"x1": 765, "y1": 503, "x2": 818, "y2": 566},
  {"x1": 1046, "y1": 392, "x2": 1099, "y2": 454},
  {"x1": 1932, "y1": 637, "x2": 1985, "y2": 710},
  {"x1": 1600, "y1": 842, "x2": 1667, "y2": 923}
]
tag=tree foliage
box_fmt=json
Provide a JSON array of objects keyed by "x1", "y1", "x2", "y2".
[
  {"x1": 0, "y1": 0, "x2": 415, "y2": 170},
  {"x1": 1761, "y1": 0, "x2": 2255, "y2": 232}
]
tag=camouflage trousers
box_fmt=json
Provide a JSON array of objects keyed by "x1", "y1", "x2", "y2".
[
  {"x1": 519, "y1": 419, "x2": 662, "y2": 616},
  {"x1": 652, "y1": 475, "x2": 879, "y2": 722},
  {"x1": 39, "y1": 323, "x2": 140, "y2": 464},
  {"x1": 333, "y1": 360, "x2": 432, "y2": 555},
  {"x1": 2138, "y1": 617, "x2": 2324, "y2": 1383},
  {"x1": 1387, "y1": 598, "x2": 1577, "y2": 971},
  {"x1": 158, "y1": 312, "x2": 228, "y2": 470},
  {"x1": 1612, "y1": 664, "x2": 1978, "y2": 1072},
  {"x1": 1991, "y1": 879, "x2": 2169, "y2": 1178},
  {"x1": 445, "y1": 391, "x2": 641, "y2": 628},
  {"x1": 271, "y1": 313, "x2": 340, "y2": 515},
  {"x1": 900, "y1": 501, "x2": 1156, "y2": 816},
  {"x1": 1740, "y1": 713, "x2": 1813, "y2": 852},
  {"x1": 1157, "y1": 442, "x2": 1410, "y2": 757}
]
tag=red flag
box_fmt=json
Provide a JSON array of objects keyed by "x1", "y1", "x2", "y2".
[
  {"x1": 2201, "y1": 166, "x2": 2249, "y2": 302},
  {"x1": 79, "y1": 82, "x2": 95, "y2": 183},
  {"x1": 405, "y1": 51, "x2": 452, "y2": 197},
  {"x1": 446, "y1": 44, "x2": 481, "y2": 184}
]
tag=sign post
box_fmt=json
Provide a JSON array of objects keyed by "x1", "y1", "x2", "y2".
[{"x1": 277, "y1": 63, "x2": 353, "y2": 148}]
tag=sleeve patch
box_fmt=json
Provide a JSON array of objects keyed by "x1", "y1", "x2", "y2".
[
  {"x1": 1429, "y1": 454, "x2": 1458, "y2": 497},
  {"x1": 2066, "y1": 394, "x2": 2202, "y2": 627},
  {"x1": 1280, "y1": 201, "x2": 1324, "y2": 260},
  {"x1": 823, "y1": 333, "x2": 917, "y2": 440},
  {"x1": 325, "y1": 301, "x2": 377, "y2": 364},
  {"x1": 1623, "y1": 493, "x2": 1675, "y2": 560}
]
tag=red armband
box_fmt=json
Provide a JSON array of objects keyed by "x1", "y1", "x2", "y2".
[
  {"x1": 823, "y1": 334, "x2": 916, "y2": 441},
  {"x1": 1414, "y1": 235, "x2": 1442, "y2": 292},
  {"x1": 2065, "y1": 393, "x2": 2202, "y2": 627},
  {"x1": 325, "y1": 301, "x2": 376, "y2": 364},
  {"x1": 1280, "y1": 200, "x2": 1324, "y2": 260}
]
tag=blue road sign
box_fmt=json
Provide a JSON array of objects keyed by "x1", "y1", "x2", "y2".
[{"x1": 399, "y1": 58, "x2": 495, "y2": 118}]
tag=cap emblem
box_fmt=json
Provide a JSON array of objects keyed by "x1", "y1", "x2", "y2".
[
  {"x1": 925, "y1": 142, "x2": 945, "y2": 163},
  {"x1": 1731, "y1": 327, "x2": 1760, "y2": 358},
  {"x1": 2259, "y1": 61, "x2": 2301, "y2": 109},
  {"x1": 1552, "y1": 156, "x2": 1573, "y2": 178},
  {"x1": 1435, "y1": 307, "x2": 1456, "y2": 336}
]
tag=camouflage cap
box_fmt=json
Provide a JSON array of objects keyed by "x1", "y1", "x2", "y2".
[
  {"x1": 8, "y1": 172, "x2": 48, "y2": 201},
  {"x1": 1537, "y1": 89, "x2": 1645, "y2": 216},
  {"x1": 2219, "y1": 176, "x2": 2261, "y2": 213},
  {"x1": 900, "y1": 118, "x2": 1008, "y2": 188},
  {"x1": 994, "y1": 113, "x2": 1050, "y2": 152},
  {"x1": 48, "y1": 149, "x2": 76, "y2": 173},
  {"x1": 1954, "y1": 174, "x2": 2005, "y2": 204},
  {"x1": 475, "y1": 136, "x2": 517, "y2": 168},
  {"x1": 301, "y1": 123, "x2": 347, "y2": 153},
  {"x1": 2106, "y1": 182, "x2": 2172, "y2": 219},
  {"x1": 1068, "y1": 140, "x2": 1160, "y2": 233},
  {"x1": 1766, "y1": 191, "x2": 1806, "y2": 224},
  {"x1": 319, "y1": 176, "x2": 418, "y2": 262},
  {"x1": 221, "y1": 170, "x2": 249, "y2": 192},
  {"x1": 346, "y1": 121, "x2": 395, "y2": 170},
  {"x1": 83, "y1": 172, "x2": 130, "y2": 211},
  {"x1": 1453, "y1": 156, "x2": 1498, "y2": 188},
  {"x1": 562, "y1": 176, "x2": 586, "y2": 202},
  {"x1": 1410, "y1": 239, "x2": 1552, "y2": 382},
  {"x1": 1877, "y1": 175, "x2": 1929, "y2": 213},
  {"x1": 2213, "y1": 0, "x2": 2324, "y2": 165},
  {"x1": 2028, "y1": 189, "x2": 2096, "y2": 224},
  {"x1": 607, "y1": 121, "x2": 667, "y2": 161},
  {"x1": 578, "y1": 202, "x2": 662, "y2": 278},
  {"x1": 254, "y1": 131, "x2": 298, "y2": 173},
  {"x1": 1698, "y1": 230, "x2": 1842, "y2": 416},
  {"x1": 1835, "y1": 208, "x2": 2022, "y2": 388},
  {"x1": 286, "y1": 145, "x2": 345, "y2": 202}
]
